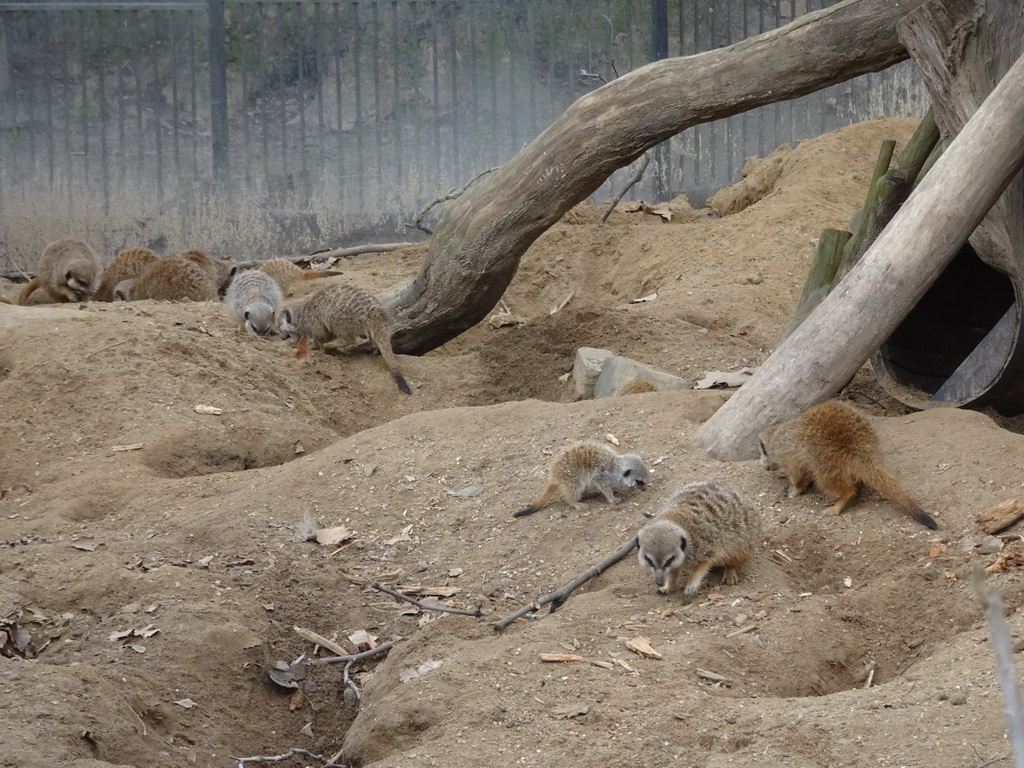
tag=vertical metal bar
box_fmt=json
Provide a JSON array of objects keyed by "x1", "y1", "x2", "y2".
[
  {"x1": 150, "y1": 9, "x2": 164, "y2": 205},
  {"x1": 371, "y1": 0, "x2": 382, "y2": 186},
  {"x1": 391, "y1": 0, "x2": 402, "y2": 188},
  {"x1": 45, "y1": 9, "x2": 57, "y2": 191},
  {"x1": 97, "y1": 10, "x2": 110, "y2": 215},
  {"x1": 239, "y1": 5, "x2": 253, "y2": 189},
  {"x1": 651, "y1": 0, "x2": 668, "y2": 200},
  {"x1": 79, "y1": 10, "x2": 90, "y2": 201},
  {"x1": 278, "y1": 2, "x2": 287, "y2": 187},
  {"x1": 431, "y1": 1, "x2": 440, "y2": 181},
  {"x1": 133, "y1": 8, "x2": 144, "y2": 190},
  {"x1": 314, "y1": 1, "x2": 326, "y2": 177},
  {"x1": 488, "y1": 0, "x2": 496, "y2": 165},
  {"x1": 468, "y1": 1, "x2": 478, "y2": 178},
  {"x1": 297, "y1": 1, "x2": 309, "y2": 192},
  {"x1": 506, "y1": 5, "x2": 516, "y2": 155},
  {"x1": 527, "y1": 2, "x2": 536, "y2": 145},
  {"x1": 352, "y1": 0, "x2": 363, "y2": 201},
  {"x1": 257, "y1": 3, "x2": 270, "y2": 191},
  {"x1": 449, "y1": 1, "x2": 458, "y2": 185},
  {"x1": 169, "y1": 9, "x2": 182, "y2": 197},
  {"x1": 189, "y1": 6, "x2": 199, "y2": 182},
  {"x1": 23, "y1": 14, "x2": 36, "y2": 180},
  {"x1": 115, "y1": 9, "x2": 126, "y2": 190},
  {"x1": 208, "y1": 0, "x2": 229, "y2": 187},
  {"x1": 410, "y1": 0, "x2": 423, "y2": 202},
  {"x1": 332, "y1": 1, "x2": 344, "y2": 206}
]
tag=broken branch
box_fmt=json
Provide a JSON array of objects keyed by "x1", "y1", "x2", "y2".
[
  {"x1": 493, "y1": 536, "x2": 638, "y2": 632},
  {"x1": 306, "y1": 640, "x2": 396, "y2": 666},
  {"x1": 405, "y1": 166, "x2": 500, "y2": 234},
  {"x1": 371, "y1": 582, "x2": 486, "y2": 617},
  {"x1": 600, "y1": 154, "x2": 651, "y2": 224}
]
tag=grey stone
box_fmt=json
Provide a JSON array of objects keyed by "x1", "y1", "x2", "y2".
[
  {"x1": 572, "y1": 347, "x2": 615, "y2": 397},
  {"x1": 594, "y1": 355, "x2": 691, "y2": 398}
]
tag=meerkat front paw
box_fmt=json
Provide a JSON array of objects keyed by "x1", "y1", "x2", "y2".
[{"x1": 657, "y1": 586, "x2": 669, "y2": 595}]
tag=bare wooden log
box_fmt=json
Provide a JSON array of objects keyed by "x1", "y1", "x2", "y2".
[
  {"x1": 782, "y1": 228, "x2": 851, "y2": 340},
  {"x1": 309, "y1": 243, "x2": 414, "y2": 261},
  {"x1": 694, "y1": 49, "x2": 1024, "y2": 460},
  {"x1": 380, "y1": 0, "x2": 932, "y2": 354}
]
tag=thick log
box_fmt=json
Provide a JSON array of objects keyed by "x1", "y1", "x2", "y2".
[
  {"x1": 381, "y1": 0, "x2": 931, "y2": 354},
  {"x1": 898, "y1": 0, "x2": 1024, "y2": 280},
  {"x1": 694, "y1": 49, "x2": 1024, "y2": 460},
  {"x1": 782, "y1": 228, "x2": 851, "y2": 340}
]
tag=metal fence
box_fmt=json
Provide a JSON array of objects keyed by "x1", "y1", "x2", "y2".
[{"x1": 0, "y1": 0, "x2": 929, "y2": 270}]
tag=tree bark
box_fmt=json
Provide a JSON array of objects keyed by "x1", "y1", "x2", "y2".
[
  {"x1": 381, "y1": 0, "x2": 932, "y2": 354},
  {"x1": 694, "y1": 49, "x2": 1024, "y2": 460}
]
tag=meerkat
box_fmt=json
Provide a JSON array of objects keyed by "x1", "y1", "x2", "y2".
[
  {"x1": 114, "y1": 254, "x2": 219, "y2": 302},
  {"x1": 18, "y1": 238, "x2": 100, "y2": 305},
  {"x1": 178, "y1": 248, "x2": 237, "y2": 295},
  {"x1": 637, "y1": 479, "x2": 762, "y2": 596},
  {"x1": 259, "y1": 257, "x2": 342, "y2": 295},
  {"x1": 615, "y1": 378, "x2": 660, "y2": 396},
  {"x1": 758, "y1": 400, "x2": 938, "y2": 530},
  {"x1": 222, "y1": 269, "x2": 284, "y2": 336},
  {"x1": 94, "y1": 247, "x2": 159, "y2": 302},
  {"x1": 514, "y1": 441, "x2": 650, "y2": 518},
  {"x1": 276, "y1": 283, "x2": 412, "y2": 394}
]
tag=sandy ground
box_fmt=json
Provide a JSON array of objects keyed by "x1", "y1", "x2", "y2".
[{"x1": 4, "y1": 117, "x2": 1024, "y2": 768}]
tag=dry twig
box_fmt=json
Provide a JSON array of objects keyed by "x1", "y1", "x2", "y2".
[
  {"x1": 405, "y1": 166, "x2": 500, "y2": 234},
  {"x1": 600, "y1": 154, "x2": 651, "y2": 224},
  {"x1": 232, "y1": 748, "x2": 330, "y2": 766},
  {"x1": 371, "y1": 582, "x2": 485, "y2": 617},
  {"x1": 306, "y1": 639, "x2": 396, "y2": 666},
  {"x1": 493, "y1": 536, "x2": 638, "y2": 631}
]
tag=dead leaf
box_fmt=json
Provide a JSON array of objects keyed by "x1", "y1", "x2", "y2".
[
  {"x1": 552, "y1": 703, "x2": 590, "y2": 719},
  {"x1": 539, "y1": 653, "x2": 588, "y2": 663},
  {"x1": 193, "y1": 404, "x2": 223, "y2": 415},
  {"x1": 111, "y1": 443, "x2": 144, "y2": 452},
  {"x1": 384, "y1": 525, "x2": 414, "y2": 545},
  {"x1": 929, "y1": 544, "x2": 947, "y2": 559},
  {"x1": 962, "y1": 535, "x2": 1004, "y2": 555},
  {"x1": 109, "y1": 628, "x2": 134, "y2": 642},
  {"x1": 173, "y1": 698, "x2": 197, "y2": 709},
  {"x1": 70, "y1": 537, "x2": 100, "y2": 551},
  {"x1": 126, "y1": 643, "x2": 146, "y2": 653},
  {"x1": 641, "y1": 202, "x2": 673, "y2": 221},
  {"x1": 293, "y1": 440, "x2": 305, "y2": 455},
  {"x1": 487, "y1": 311, "x2": 522, "y2": 328},
  {"x1": 398, "y1": 659, "x2": 442, "y2": 682},
  {"x1": 288, "y1": 689, "x2": 303, "y2": 711},
  {"x1": 694, "y1": 368, "x2": 756, "y2": 389},
  {"x1": 348, "y1": 629, "x2": 377, "y2": 648},
  {"x1": 263, "y1": 603, "x2": 275, "y2": 611},
  {"x1": 316, "y1": 525, "x2": 354, "y2": 547},
  {"x1": 446, "y1": 486, "x2": 483, "y2": 498},
  {"x1": 624, "y1": 636, "x2": 663, "y2": 660},
  {"x1": 300, "y1": 722, "x2": 314, "y2": 737},
  {"x1": 295, "y1": 335, "x2": 310, "y2": 360},
  {"x1": 295, "y1": 511, "x2": 319, "y2": 542}
]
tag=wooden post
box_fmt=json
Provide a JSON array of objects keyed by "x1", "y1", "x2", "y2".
[{"x1": 694, "y1": 50, "x2": 1024, "y2": 461}]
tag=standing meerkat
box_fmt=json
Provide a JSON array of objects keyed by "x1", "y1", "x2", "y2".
[
  {"x1": 637, "y1": 479, "x2": 762, "y2": 596},
  {"x1": 94, "y1": 247, "x2": 159, "y2": 302},
  {"x1": 259, "y1": 257, "x2": 342, "y2": 295},
  {"x1": 114, "y1": 254, "x2": 219, "y2": 302},
  {"x1": 758, "y1": 400, "x2": 938, "y2": 530},
  {"x1": 514, "y1": 441, "x2": 650, "y2": 518},
  {"x1": 18, "y1": 238, "x2": 100, "y2": 305},
  {"x1": 276, "y1": 283, "x2": 412, "y2": 394},
  {"x1": 222, "y1": 269, "x2": 284, "y2": 336}
]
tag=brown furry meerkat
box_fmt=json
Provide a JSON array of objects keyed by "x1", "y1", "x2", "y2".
[
  {"x1": 18, "y1": 238, "x2": 101, "y2": 304},
  {"x1": 514, "y1": 441, "x2": 650, "y2": 518},
  {"x1": 94, "y1": 247, "x2": 159, "y2": 302},
  {"x1": 637, "y1": 479, "x2": 762, "y2": 596},
  {"x1": 615, "y1": 378, "x2": 660, "y2": 396},
  {"x1": 222, "y1": 269, "x2": 284, "y2": 336},
  {"x1": 276, "y1": 283, "x2": 412, "y2": 394},
  {"x1": 113, "y1": 254, "x2": 219, "y2": 302},
  {"x1": 258, "y1": 257, "x2": 342, "y2": 295},
  {"x1": 758, "y1": 400, "x2": 938, "y2": 530},
  {"x1": 178, "y1": 248, "x2": 237, "y2": 295}
]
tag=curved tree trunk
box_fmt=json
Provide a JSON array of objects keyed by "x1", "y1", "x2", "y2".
[{"x1": 382, "y1": 0, "x2": 931, "y2": 354}]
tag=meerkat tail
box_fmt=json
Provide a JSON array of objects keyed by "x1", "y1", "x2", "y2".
[
  {"x1": 0, "y1": 297, "x2": 12, "y2": 305},
  {"x1": 368, "y1": 324, "x2": 411, "y2": 395},
  {"x1": 514, "y1": 480, "x2": 558, "y2": 518},
  {"x1": 863, "y1": 466, "x2": 938, "y2": 529},
  {"x1": 300, "y1": 270, "x2": 343, "y2": 281},
  {"x1": 17, "y1": 278, "x2": 41, "y2": 305}
]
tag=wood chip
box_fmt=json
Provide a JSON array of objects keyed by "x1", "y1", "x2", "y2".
[
  {"x1": 111, "y1": 443, "x2": 144, "y2": 452},
  {"x1": 977, "y1": 498, "x2": 1024, "y2": 535},
  {"x1": 696, "y1": 668, "x2": 729, "y2": 683},
  {"x1": 293, "y1": 626, "x2": 348, "y2": 656},
  {"x1": 193, "y1": 404, "x2": 223, "y2": 415},
  {"x1": 539, "y1": 653, "x2": 588, "y2": 663},
  {"x1": 623, "y1": 636, "x2": 663, "y2": 660},
  {"x1": 725, "y1": 624, "x2": 757, "y2": 638}
]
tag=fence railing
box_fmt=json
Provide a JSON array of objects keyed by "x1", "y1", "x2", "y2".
[{"x1": 0, "y1": 0, "x2": 929, "y2": 270}]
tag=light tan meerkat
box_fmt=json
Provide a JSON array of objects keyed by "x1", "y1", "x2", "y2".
[
  {"x1": 222, "y1": 269, "x2": 284, "y2": 336},
  {"x1": 758, "y1": 400, "x2": 938, "y2": 530},
  {"x1": 178, "y1": 248, "x2": 237, "y2": 296},
  {"x1": 514, "y1": 441, "x2": 650, "y2": 518},
  {"x1": 637, "y1": 479, "x2": 762, "y2": 596},
  {"x1": 258, "y1": 257, "x2": 342, "y2": 295},
  {"x1": 615, "y1": 378, "x2": 660, "y2": 396},
  {"x1": 276, "y1": 283, "x2": 412, "y2": 394},
  {"x1": 113, "y1": 254, "x2": 219, "y2": 302},
  {"x1": 94, "y1": 247, "x2": 159, "y2": 302},
  {"x1": 18, "y1": 238, "x2": 101, "y2": 305}
]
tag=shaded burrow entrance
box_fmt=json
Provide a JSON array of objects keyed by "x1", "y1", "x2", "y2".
[{"x1": 873, "y1": 244, "x2": 1022, "y2": 412}]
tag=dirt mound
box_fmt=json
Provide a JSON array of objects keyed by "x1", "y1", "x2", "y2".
[{"x1": 3, "y1": 117, "x2": 1021, "y2": 768}]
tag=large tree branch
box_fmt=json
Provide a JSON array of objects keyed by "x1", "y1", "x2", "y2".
[{"x1": 382, "y1": 0, "x2": 932, "y2": 354}]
